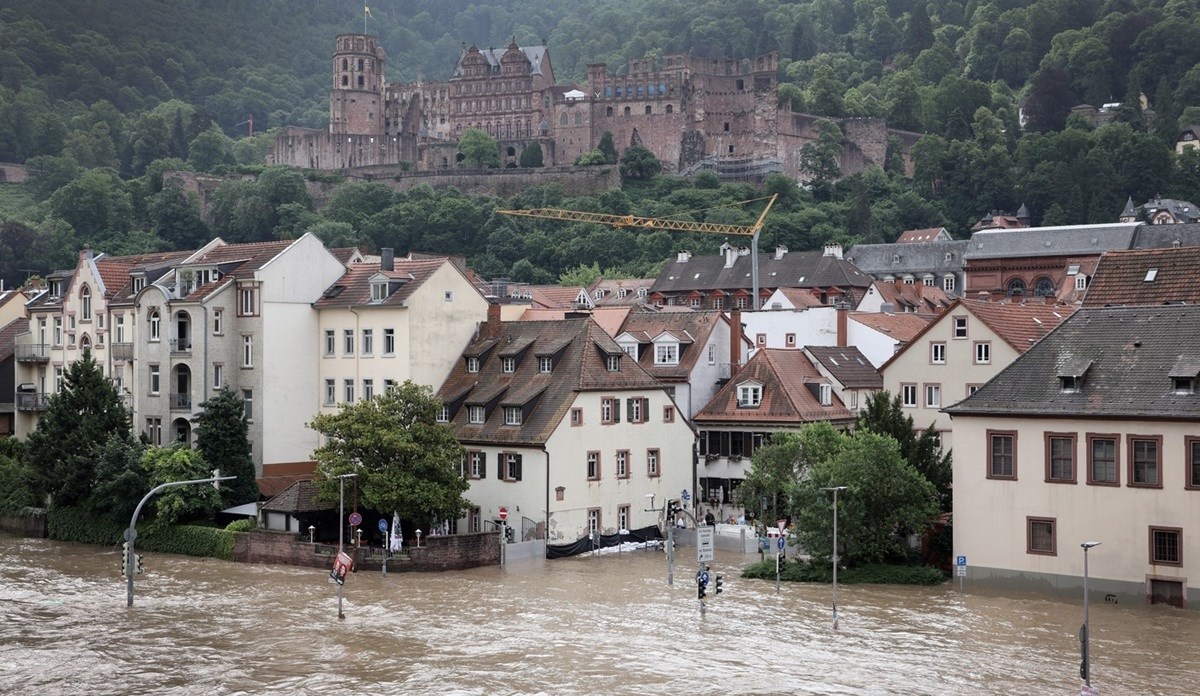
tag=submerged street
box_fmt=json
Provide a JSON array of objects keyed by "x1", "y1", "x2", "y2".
[{"x1": 1, "y1": 536, "x2": 1196, "y2": 695}]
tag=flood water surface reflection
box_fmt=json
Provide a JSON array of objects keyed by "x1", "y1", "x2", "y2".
[{"x1": 1, "y1": 536, "x2": 1197, "y2": 695}]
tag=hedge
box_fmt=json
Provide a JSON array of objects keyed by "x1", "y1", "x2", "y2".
[
  {"x1": 741, "y1": 559, "x2": 946, "y2": 586},
  {"x1": 47, "y1": 507, "x2": 237, "y2": 561}
]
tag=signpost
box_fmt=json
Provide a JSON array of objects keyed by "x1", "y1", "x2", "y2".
[
  {"x1": 696, "y1": 525, "x2": 714, "y2": 563},
  {"x1": 956, "y1": 555, "x2": 967, "y2": 592},
  {"x1": 329, "y1": 551, "x2": 354, "y2": 585},
  {"x1": 498, "y1": 507, "x2": 508, "y2": 566},
  {"x1": 378, "y1": 519, "x2": 389, "y2": 576},
  {"x1": 348, "y1": 511, "x2": 362, "y2": 527}
]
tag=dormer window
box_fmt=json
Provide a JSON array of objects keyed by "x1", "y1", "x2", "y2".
[
  {"x1": 1144, "y1": 268, "x2": 1159, "y2": 282},
  {"x1": 594, "y1": 289, "x2": 605, "y2": 300},
  {"x1": 1173, "y1": 377, "x2": 1194, "y2": 394},
  {"x1": 132, "y1": 277, "x2": 145, "y2": 294},
  {"x1": 819, "y1": 383, "x2": 832, "y2": 406},
  {"x1": 637, "y1": 288, "x2": 647, "y2": 298},
  {"x1": 538, "y1": 356, "x2": 553, "y2": 373},
  {"x1": 466, "y1": 356, "x2": 480, "y2": 373},
  {"x1": 607, "y1": 355, "x2": 621, "y2": 372},
  {"x1": 654, "y1": 343, "x2": 679, "y2": 365},
  {"x1": 737, "y1": 383, "x2": 762, "y2": 408},
  {"x1": 371, "y1": 281, "x2": 389, "y2": 302},
  {"x1": 501, "y1": 357, "x2": 516, "y2": 373},
  {"x1": 437, "y1": 406, "x2": 450, "y2": 422},
  {"x1": 49, "y1": 281, "x2": 61, "y2": 298},
  {"x1": 503, "y1": 406, "x2": 522, "y2": 425},
  {"x1": 1060, "y1": 376, "x2": 1081, "y2": 392},
  {"x1": 618, "y1": 288, "x2": 628, "y2": 299},
  {"x1": 467, "y1": 405, "x2": 485, "y2": 424}
]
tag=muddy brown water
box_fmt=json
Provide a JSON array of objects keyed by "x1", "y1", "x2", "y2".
[{"x1": 1, "y1": 536, "x2": 1196, "y2": 695}]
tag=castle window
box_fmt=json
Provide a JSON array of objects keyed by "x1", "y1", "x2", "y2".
[
  {"x1": 637, "y1": 85, "x2": 644, "y2": 96},
  {"x1": 342, "y1": 76, "x2": 349, "y2": 86},
  {"x1": 624, "y1": 106, "x2": 631, "y2": 116},
  {"x1": 358, "y1": 75, "x2": 364, "y2": 88},
  {"x1": 607, "y1": 106, "x2": 613, "y2": 117},
  {"x1": 666, "y1": 104, "x2": 673, "y2": 114},
  {"x1": 724, "y1": 122, "x2": 730, "y2": 132},
  {"x1": 659, "y1": 83, "x2": 666, "y2": 94},
  {"x1": 737, "y1": 79, "x2": 744, "y2": 90},
  {"x1": 616, "y1": 86, "x2": 623, "y2": 97},
  {"x1": 645, "y1": 105, "x2": 652, "y2": 114},
  {"x1": 574, "y1": 113, "x2": 582, "y2": 125},
  {"x1": 605, "y1": 86, "x2": 612, "y2": 98},
  {"x1": 357, "y1": 59, "x2": 363, "y2": 71}
]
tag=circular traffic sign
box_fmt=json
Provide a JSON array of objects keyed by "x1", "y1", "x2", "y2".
[
  {"x1": 348, "y1": 512, "x2": 362, "y2": 526},
  {"x1": 378, "y1": 518, "x2": 388, "y2": 533},
  {"x1": 700, "y1": 571, "x2": 710, "y2": 584},
  {"x1": 498, "y1": 506, "x2": 508, "y2": 521}
]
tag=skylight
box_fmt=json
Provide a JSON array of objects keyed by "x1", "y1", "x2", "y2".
[{"x1": 1145, "y1": 268, "x2": 1159, "y2": 282}]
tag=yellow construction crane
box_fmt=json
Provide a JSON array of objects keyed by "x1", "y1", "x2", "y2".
[{"x1": 497, "y1": 194, "x2": 778, "y2": 309}]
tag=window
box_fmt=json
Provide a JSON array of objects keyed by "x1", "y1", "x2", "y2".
[
  {"x1": 436, "y1": 405, "x2": 449, "y2": 422},
  {"x1": 1187, "y1": 437, "x2": 1200, "y2": 489},
  {"x1": 148, "y1": 311, "x2": 160, "y2": 341},
  {"x1": 943, "y1": 276, "x2": 956, "y2": 293},
  {"x1": 467, "y1": 405, "x2": 485, "y2": 424},
  {"x1": 80, "y1": 285, "x2": 91, "y2": 321},
  {"x1": 931, "y1": 342, "x2": 946, "y2": 364},
  {"x1": 384, "y1": 379, "x2": 396, "y2": 392},
  {"x1": 504, "y1": 406, "x2": 522, "y2": 425},
  {"x1": 212, "y1": 310, "x2": 223, "y2": 335},
  {"x1": 616, "y1": 450, "x2": 629, "y2": 478},
  {"x1": 54, "y1": 367, "x2": 63, "y2": 393},
  {"x1": 1027, "y1": 517, "x2": 1056, "y2": 556},
  {"x1": 469, "y1": 451, "x2": 486, "y2": 479},
  {"x1": 238, "y1": 287, "x2": 258, "y2": 316},
  {"x1": 953, "y1": 316, "x2": 967, "y2": 339},
  {"x1": 503, "y1": 452, "x2": 523, "y2": 481},
  {"x1": 607, "y1": 355, "x2": 621, "y2": 372},
  {"x1": 601, "y1": 397, "x2": 617, "y2": 424},
  {"x1": 324, "y1": 330, "x2": 336, "y2": 356},
  {"x1": 570, "y1": 407, "x2": 583, "y2": 426},
  {"x1": 343, "y1": 379, "x2": 354, "y2": 403},
  {"x1": 987, "y1": 430, "x2": 1017, "y2": 479},
  {"x1": 324, "y1": 379, "x2": 336, "y2": 405},
  {"x1": 901, "y1": 384, "x2": 917, "y2": 407},
  {"x1": 466, "y1": 356, "x2": 479, "y2": 373},
  {"x1": 242, "y1": 335, "x2": 253, "y2": 368},
  {"x1": 362, "y1": 379, "x2": 374, "y2": 401},
  {"x1": 785, "y1": 333, "x2": 796, "y2": 347},
  {"x1": 361, "y1": 329, "x2": 373, "y2": 356},
  {"x1": 737, "y1": 384, "x2": 762, "y2": 407},
  {"x1": 1150, "y1": 527, "x2": 1182, "y2": 566},
  {"x1": 627, "y1": 397, "x2": 646, "y2": 423},
  {"x1": 974, "y1": 341, "x2": 991, "y2": 364},
  {"x1": 647, "y1": 449, "x2": 659, "y2": 477},
  {"x1": 588, "y1": 509, "x2": 600, "y2": 535},
  {"x1": 618, "y1": 505, "x2": 630, "y2": 532},
  {"x1": 1075, "y1": 275, "x2": 1087, "y2": 291},
  {"x1": 383, "y1": 328, "x2": 395, "y2": 355},
  {"x1": 587, "y1": 451, "x2": 600, "y2": 480},
  {"x1": 242, "y1": 390, "x2": 253, "y2": 421},
  {"x1": 343, "y1": 329, "x2": 354, "y2": 355},
  {"x1": 371, "y1": 282, "x2": 388, "y2": 302},
  {"x1": 1045, "y1": 433, "x2": 1076, "y2": 483},
  {"x1": 664, "y1": 405, "x2": 675, "y2": 423},
  {"x1": 1129, "y1": 436, "x2": 1162, "y2": 487},
  {"x1": 538, "y1": 356, "x2": 553, "y2": 373},
  {"x1": 471, "y1": 506, "x2": 482, "y2": 532},
  {"x1": 925, "y1": 384, "x2": 941, "y2": 408},
  {"x1": 212, "y1": 363, "x2": 223, "y2": 390},
  {"x1": 1174, "y1": 377, "x2": 1194, "y2": 394},
  {"x1": 819, "y1": 383, "x2": 833, "y2": 406},
  {"x1": 501, "y1": 357, "x2": 516, "y2": 373},
  {"x1": 149, "y1": 365, "x2": 161, "y2": 394},
  {"x1": 756, "y1": 333, "x2": 767, "y2": 346},
  {"x1": 1087, "y1": 434, "x2": 1119, "y2": 485},
  {"x1": 655, "y1": 343, "x2": 679, "y2": 365},
  {"x1": 146, "y1": 418, "x2": 162, "y2": 446},
  {"x1": 132, "y1": 277, "x2": 145, "y2": 294},
  {"x1": 708, "y1": 345, "x2": 716, "y2": 364}
]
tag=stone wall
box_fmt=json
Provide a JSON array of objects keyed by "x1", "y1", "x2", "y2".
[
  {"x1": 231, "y1": 529, "x2": 501, "y2": 572},
  {"x1": 378, "y1": 165, "x2": 620, "y2": 198},
  {"x1": 0, "y1": 162, "x2": 29, "y2": 183},
  {"x1": 0, "y1": 509, "x2": 46, "y2": 538}
]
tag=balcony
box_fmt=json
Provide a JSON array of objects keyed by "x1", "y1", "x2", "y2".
[
  {"x1": 169, "y1": 392, "x2": 192, "y2": 410},
  {"x1": 16, "y1": 392, "x2": 49, "y2": 411},
  {"x1": 169, "y1": 338, "x2": 192, "y2": 354},
  {"x1": 16, "y1": 343, "x2": 50, "y2": 363},
  {"x1": 111, "y1": 343, "x2": 134, "y2": 361}
]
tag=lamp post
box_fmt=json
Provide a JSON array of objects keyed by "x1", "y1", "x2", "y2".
[
  {"x1": 308, "y1": 525, "x2": 315, "y2": 544},
  {"x1": 336, "y1": 472, "x2": 357, "y2": 620},
  {"x1": 415, "y1": 529, "x2": 422, "y2": 548},
  {"x1": 1081, "y1": 541, "x2": 1101, "y2": 688},
  {"x1": 821, "y1": 486, "x2": 847, "y2": 630}
]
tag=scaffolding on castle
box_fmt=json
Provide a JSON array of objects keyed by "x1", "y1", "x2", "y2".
[{"x1": 678, "y1": 156, "x2": 784, "y2": 181}]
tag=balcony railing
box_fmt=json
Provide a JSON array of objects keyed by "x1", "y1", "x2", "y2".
[
  {"x1": 169, "y1": 392, "x2": 191, "y2": 410},
  {"x1": 16, "y1": 393, "x2": 49, "y2": 411},
  {"x1": 15, "y1": 343, "x2": 50, "y2": 363},
  {"x1": 169, "y1": 338, "x2": 192, "y2": 354},
  {"x1": 111, "y1": 343, "x2": 134, "y2": 361}
]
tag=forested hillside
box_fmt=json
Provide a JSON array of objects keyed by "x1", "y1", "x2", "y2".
[{"x1": 1, "y1": 0, "x2": 1199, "y2": 287}]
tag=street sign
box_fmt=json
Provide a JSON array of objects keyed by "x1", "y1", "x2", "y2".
[
  {"x1": 378, "y1": 518, "x2": 388, "y2": 533},
  {"x1": 123, "y1": 528, "x2": 136, "y2": 542},
  {"x1": 348, "y1": 512, "x2": 362, "y2": 527},
  {"x1": 697, "y1": 525, "x2": 715, "y2": 562},
  {"x1": 330, "y1": 551, "x2": 354, "y2": 586},
  {"x1": 680, "y1": 489, "x2": 691, "y2": 502},
  {"x1": 777, "y1": 519, "x2": 787, "y2": 531},
  {"x1": 498, "y1": 506, "x2": 509, "y2": 521},
  {"x1": 956, "y1": 566, "x2": 966, "y2": 577},
  {"x1": 700, "y1": 570, "x2": 710, "y2": 585},
  {"x1": 777, "y1": 537, "x2": 785, "y2": 551},
  {"x1": 956, "y1": 555, "x2": 967, "y2": 566}
]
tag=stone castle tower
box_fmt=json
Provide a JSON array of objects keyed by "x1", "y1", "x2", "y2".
[{"x1": 330, "y1": 34, "x2": 386, "y2": 136}]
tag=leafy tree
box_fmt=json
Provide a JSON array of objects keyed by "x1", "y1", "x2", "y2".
[
  {"x1": 24, "y1": 155, "x2": 81, "y2": 200},
  {"x1": 141, "y1": 443, "x2": 221, "y2": 526},
  {"x1": 559, "y1": 262, "x2": 602, "y2": 287},
  {"x1": 575, "y1": 148, "x2": 607, "y2": 166},
  {"x1": 808, "y1": 65, "x2": 845, "y2": 117},
  {"x1": 1024, "y1": 66, "x2": 1077, "y2": 133},
  {"x1": 733, "y1": 423, "x2": 845, "y2": 524},
  {"x1": 458, "y1": 128, "x2": 500, "y2": 168},
  {"x1": 187, "y1": 126, "x2": 234, "y2": 172},
  {"x1": 25, "y1": 348, "x2": 131, "y2": 507},
  {"x1": 855, "y1": 391, "x2": 953, "y2": 511},
  {"x1": 519, "y1": 141, "x2": 544, "y2": 167},
  {"x1": 48, "y1": 168, "x2": 134, "y2": 241},
  {"x1": 799, "y1": 118, "x2": 843, "y2": 200},
  {"x1": 309, "y1": 381, "x2": 468, "y2": 529},
  {"x1": 146, "y1": 178, "x2": 209, "y2": 249},
  {"x1": 85, "y1": 434, "x2": 148, "y2": 522},
  {"x1": 902, "y1": 2, "x2": 934, "y2": 56},
  {"x1": 619, "y1": 145, "x2": 662, "y2": 180},
  {"x1": 193, "y1": 386, "x2": 259, "y2": 507},
  {"x1": 0, "y1": 440, "x2": 38, "y2": 511},
  {"x1": 792, "y1": 431, "x2": 939, "y2": 566},
  {"x1": 597, "y1": 131, "x2": 619, "y2": 164}
]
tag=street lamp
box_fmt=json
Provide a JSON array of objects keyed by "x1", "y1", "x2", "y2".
[
  {"x1": 820, "y1": 486, "x2": 848, "y2": 630},
  {"x1": 336, "y1": 472, "x2": 357, "y2": 620},
  {"x1": 1081, "y1": 541, "x2": 1101, "y2": 688},
  {"x1": 308, "y1": 525, "x2": 315, "y2": 544}
]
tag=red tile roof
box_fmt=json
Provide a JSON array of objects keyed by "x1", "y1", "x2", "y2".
[
  {"x1": 962, "y1": 298, "x2": 1075, "y2": 351},
  {"x1": 694, "y1": 349, "x2": 854, "y2": 425},
  {"x1": 874, "y1": 281, "x2": 952, "y2": 313},
  {"x1": 1082, "y1": 247, "x2": 1200, "y2": 307},
  {"x1": 529, "y1": 285, "x2": 587, "y2": 309},
  {"x1": 848, "y1": 312, "x2": 933, "y2": 342},
  {"x1": 312, "y1": 258, "x2": 452, "y2": 308},
  {"x1": 617, "y1": 309, "x2": 727, "y2": 382},
  {"x1": 95, "y1": 251, "x2": 192, "y2": 300},
  {"x1": 774, "y1": 288, "x2": 824, "y2": 308},
  {"x1": 897, "y1": 227, "x2": 949, "y2": 243}
]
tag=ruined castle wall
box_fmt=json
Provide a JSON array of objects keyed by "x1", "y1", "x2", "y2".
[{"x1": 271, "y1": 130, "x2": 417, "y2": 170}]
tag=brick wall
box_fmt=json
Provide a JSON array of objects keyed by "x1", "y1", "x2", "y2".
[
  {"x1": 231, "y1": 530, "x2": 501, "y2": 572},
  {"x1": 0, "y1": 509, "x2": 46, "y2": 538}
]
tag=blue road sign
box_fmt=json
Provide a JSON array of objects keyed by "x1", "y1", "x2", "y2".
[
  {"x1": 700, "y1": 571, "x2": 710, "y2": 585},
  {"x1": 956, "y1": 555, "x2": 967, "y2": 566},
  {"x1": 681, "y1": 489, "x2": 691, "y2": 502},
  {"x1": 378, "y1": 518, "x2": 388, "y2": 533},
  {"x1": 777, "y1": 537, "x2": 786, "y2": 550}
]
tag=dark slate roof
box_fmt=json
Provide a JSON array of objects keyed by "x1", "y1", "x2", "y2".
[
  {"x1": 945, "y1": 305, "x2": 1200, "y2": 420},
  {"x1": 438, "y1": 318, "x2": 663, "y2": 446},
  {"x1": 804, "y1": 346, "x2": 882, "y2": 389},
  {"x1": 617, "y1": 309, "x2": 726, "y2": 382},
  {"x1": 651, "y1": 250, "x2": 873, "y2": 294},
  {"x1": 1141, "y1": 198, "x2": 1200, "y2": 223},
  {"x1": 1129, "y1": 222, "x2": 1200, "y2": 249},
  {"x1": 963, "y1": 223, "x2": 1139, "y2": 259},
  {"x1": 313, "y1": 258, "x2": 451, "y2": 308},
  {"x1": 261, "y1": 480, "x2": 331, "y2": 514},
  {"x1": 0, "y1": 317, "x2": 25, "y2": 363},
  {"x1": 844, "y1": 240, "x2": 967, "y2": 276},
  {"x1": 1083, "y1": 247, "x2": 1200, "y2": 307},
  {"x1": 694, "y1": 349, "x2": 854, "y2": 425}
]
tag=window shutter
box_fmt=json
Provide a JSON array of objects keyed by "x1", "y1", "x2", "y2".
[
  {"x1": 515, "y1": 454, "x2": 522, "y2": 481},
  {"x1": 626, "y1": 397, "x2": 634, "y2": 422},
  {"x1": 642, "y1": 398, "x2": 650, "y2": 422},
  {"x1": 613, "y1": 398, "x2": 621, "y2": 423},
  {"x1": 480, "y1": 453, "x2": 487, "y2": 479}
]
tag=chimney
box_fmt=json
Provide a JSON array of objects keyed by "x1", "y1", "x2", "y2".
[
  {"x1": 479, "y1": 302, "x2": 502, "y2": 339},
  {"x1": 774, "y1": 245, "x2": 788, "y2": 260},
  {"x1": 381, "y1": 247, "x2": 395, "y2": 272},
  {"x1": 836, "y1": 303, "x2": 847, "y2": 347},
  {"x1": 823, "y1": 243, "x2": 843, "y2": 259},
  {"x1": 729, "y1": 307, "x2": 742, "y2": 377},
  {"x1": 721, "y1": 242, "x2": 738, "y2": 268},
  {"x1": 676, "y1": 250, "x2": 691, "y2": 263}
]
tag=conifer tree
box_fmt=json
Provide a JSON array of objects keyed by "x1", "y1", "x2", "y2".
[
  {"x1": 597, "y1": 131, "x2": 619, "y2": 164},
  {"x1": 193, "y1": 385, "x2": 259, "y2": 506}
]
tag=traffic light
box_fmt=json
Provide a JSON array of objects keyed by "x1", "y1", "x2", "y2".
[
  {"x1": 121, "y1": 542, "x2": 129, "y2": 575},
  {"x1": 697, "y1": 574, "x2": 707, "y2": 600},
  {"x1": 714, "y1": 574, "x2": 724, "y2": 595},
  {"x1": 665, "y1": 499, "x2": 678, "y2": 520},
  {"x1": 135, "y1": 554, "x2": 144, "y2": 575}
]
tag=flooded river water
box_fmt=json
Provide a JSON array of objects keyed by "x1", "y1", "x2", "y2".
[{"x1": 1, "y1": 535, "x2": 1197, "y2": 695}]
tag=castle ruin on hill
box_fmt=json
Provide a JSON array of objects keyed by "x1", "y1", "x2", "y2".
[{"x1": 270, "y1": 33, "x2": 920, "y2": 181}]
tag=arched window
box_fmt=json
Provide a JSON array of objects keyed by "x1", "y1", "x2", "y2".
[
  {"x1": 80, "y1": 335, "x2": 91, "y2": 350},
  {"x1": 342, "y1": 58, "x2": 348, "y2": 70},
  {"x1": 606, "y1": 106, "x2": 613, "y2": 117},
  {"x1": 80, "y1": 285, "x2": 92, "y2": 321},
  {"x1": 645, "y1": 105, "x2": 652, "y2": 115},
  {"x1": 666, "y1": 104, "x2": 673, "y2": 114},
  {"x1": 623, "y1": 106, "x2": 631, "y2": 116},
  {"x1": 560, "y1": 112, "x2": 568, "y2": 126},
  {"x1": 1034, "y1": 277, "x2": 1055, "y2": 297},
  {"x1": 1007, "y1": 278, "x2": 1026, "y2": 297},
  {"x1": 574, "y1": 113, "x2": 582, "y2": 125},
  {"x1": 149, "y1": 309, "x2": 161, "y2": 340}
]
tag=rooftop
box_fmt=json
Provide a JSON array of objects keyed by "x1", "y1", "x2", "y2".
[{"x1": 694, "y1": 348, "x2": 854, "y2": 425}]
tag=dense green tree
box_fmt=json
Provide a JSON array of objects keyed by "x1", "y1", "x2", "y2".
[
  {"x1": 597, "y1": 131, "x2": 619, "y2": 164},
  {"x1": 458, "y1": 128, "x2": 500, "y2": 168},
  {"x1": 799, "y1": 119, "x2": 843, "y2": 200},
  {"x1": 902, "y1": 2, "x2": 935, "y2": 56},
  {"x1": 519, "y1": 141, "x2": 544, "y2": 167},
  {"x1": 187, "y1": 127, "x2": 234, "y2": 172},
  {"x1": 856, "y1": 391, "x2": 953, "y2": 511},
  {"x1": 25, "y1": 348, "x2": 131, "y2": 507},
  {"x1": 24, "y1": 155, "x2": 80, "y2": 200},
  {"x1": 0, "y1": 441, "x2": 38, "y2": 511},
  {"x1": 146, "y1": 178, "x2": 208, "y2": 249},
  {"x1": 808, "y1": 65, "x2": 846, "y2": 117},
  {"x1": 141, "y1": 444, "x2": 222, "y2": 526},
  {"x1": 733, "y1": 423, "x2": 845, "y2": 524},
  {"x1": 619, "y1": 145, "x2": 662, "y2": 180},
  {"x1": 1024, "y1": 66, "x2": 1077, "y2": 133},
  {"x1": 558, "y1": 262, "x2": 602, "y2": 287},
  {"x1": 310, "y1": 381, "x2": 469, "y2": 529},
  {"x1": 85, "y1": 434, "x2": 148, "y2": 522},
  {"x1": 48, "y1": 168, "x2": 134, "y2": 242},
  {"x1": 575, "y1": 149, "x2": 608, "y2": 166},
  {"x1": 192, "y1": 385, "x2": 259, "y2": 507}
]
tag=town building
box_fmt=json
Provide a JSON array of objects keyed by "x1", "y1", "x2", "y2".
[
  {"x1": 437, "y1": 315, "x2": 695, "y2": 544},
  {"x1": 945, "y1": 305, "x2": 1200, "y2": 608},
  {"x1": 845, "y1": 311, "x2": 933, "y2": 367},
  {"x1": 740, "y1": 304, "x2": 841, "y2": 352},
  {"x1": 1176, "y1": 125, "x2": 1200, "y2": 155},
  {"x1": 844, "y1": 238, "x2": 968, "y2": 297},
  {"x1": 1083, "y1": 247, "x2": 1200, "y2": 307},
  {"x1": 802, "y1": 345, "x2": 882, "y2": 415},
  {"x1": 880, "y1": 299, "x2": 1074, "y2": 451},
  {"x1": 1119, "y1": 196, "x2": 1200, "y2": 225},
  {"x1": 587, "y1": 278, "x2": 653, "y2": 307}
]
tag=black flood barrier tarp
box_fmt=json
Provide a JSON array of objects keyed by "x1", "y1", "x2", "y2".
[{"x1": 545, "y1": 524, "x2": 663, "y2": 559}]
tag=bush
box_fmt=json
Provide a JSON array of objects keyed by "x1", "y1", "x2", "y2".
[
  {"x1": 47, "y1": 507, "x2": 237, "y2": 560},
  {"x1": 225, "y1": 518, "x2": 256, "y2": 532},
  {"x1": 741, "y1": 558, "x2": 946, "y2": 585}
]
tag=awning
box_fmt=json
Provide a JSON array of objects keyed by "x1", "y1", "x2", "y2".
[{"x1": 221, "y1": 503, "x2": 259, "y2": 516}]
